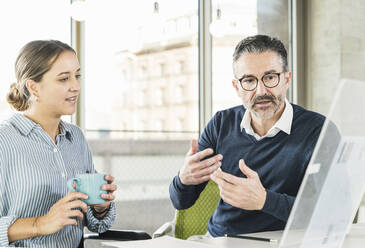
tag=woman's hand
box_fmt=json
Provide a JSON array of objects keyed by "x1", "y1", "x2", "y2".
[
  {"x1": 35, "y1": 192, "x2": 88, "y2": 236},
  {"x1": 92, "y1": 175, "x2": 117, "y2": 216}
]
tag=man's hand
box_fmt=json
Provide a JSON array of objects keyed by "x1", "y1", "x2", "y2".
[
  {"x1": 210, "y1": 159, "x2": 267, "y2": 210},
  {"x1": 179, "y1": 139, "x2": 223, "y2": 185}
]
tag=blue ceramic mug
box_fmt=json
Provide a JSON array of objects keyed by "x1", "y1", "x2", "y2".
[{"x1": 67, "y1": 173, "x2": 107, "y2": 205}]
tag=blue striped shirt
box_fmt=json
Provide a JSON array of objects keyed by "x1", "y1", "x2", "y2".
[{"x1": 0, "y1": 113, "x2": 116, "y2": 247}]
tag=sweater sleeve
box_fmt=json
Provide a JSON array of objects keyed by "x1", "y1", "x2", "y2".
[
  {"x1": 261, "y1": 190, "x2": 295, "y2": 221},
  {"x1": 169, "y1": 175, "x2": 208, "y2": 210},
  {"x1": 169, "y1": 112, "x2": 221, "y2": 210}
]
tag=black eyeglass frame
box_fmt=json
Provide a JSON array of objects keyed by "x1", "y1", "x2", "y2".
[{"x1": 237, "y1": 71, "x2": 286, "y2": 91}]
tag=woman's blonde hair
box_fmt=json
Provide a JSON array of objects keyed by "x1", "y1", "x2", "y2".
[{"x1": 7, "y1": 40, "x2": 75, "y2": 111}]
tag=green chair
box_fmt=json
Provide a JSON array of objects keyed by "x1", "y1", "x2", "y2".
[{"x1": 153, "y1": 180, "x2": 220, "y2": 240}]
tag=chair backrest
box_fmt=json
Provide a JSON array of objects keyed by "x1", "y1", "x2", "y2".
[{"x1": 174, "y1": 180, "x2": 220, "y2": 240}]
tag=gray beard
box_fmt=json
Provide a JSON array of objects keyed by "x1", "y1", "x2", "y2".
[{"x1": 250, "y1": 95, "x2": 283, "y2": 120}]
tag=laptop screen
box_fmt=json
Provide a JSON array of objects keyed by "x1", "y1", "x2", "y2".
[{"x1": 279, "y1": 79, "x2": 365, "y2": 248}]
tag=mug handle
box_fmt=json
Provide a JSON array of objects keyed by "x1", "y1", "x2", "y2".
[{"x1": 67, "y1": 178, "x2": 80, "y2": 192}]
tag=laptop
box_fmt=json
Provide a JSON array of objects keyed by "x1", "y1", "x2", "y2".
[{"x1": 252, "y1": 79, "x2": 365, "y2": 248}]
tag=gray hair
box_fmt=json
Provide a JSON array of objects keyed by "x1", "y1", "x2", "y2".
[{"x1": 232, "y1": 35, "x2": 288, "y2": 72}]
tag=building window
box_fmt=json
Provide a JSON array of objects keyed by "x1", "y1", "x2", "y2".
[
  {"x1": 160, "y1": 63, "x2": 167, "y2": 76},
  {"x1": 175, "y1": 85, "x2": 184, "y2": 103},
  {"x1": 155, "y1": 88, "x2": 164, "y2": 106},
  {"x1": 154, "y1": 119, "x2": 165, "y2": 131},
  {"x1": 138, "y1": 65, "x2": 147, "y2": 79},
  {"x1": 175, "y1": 60, "x2": 185, "y2": 74},
  {"x1": 136, "y1": 90, "x2": 146, "y2": 107},
  {"x1": 176, "y1": 118, "x2": 184, "y2": 131}
]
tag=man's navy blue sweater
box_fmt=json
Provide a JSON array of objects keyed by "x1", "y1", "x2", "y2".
[{"x1": 169, "y1": 104, "x2": 325, "y2": 237}]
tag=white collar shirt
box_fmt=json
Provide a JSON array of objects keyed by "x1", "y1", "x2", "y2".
[{"x1": 240, "y1": 98, "x2": 293, "y2": 141}]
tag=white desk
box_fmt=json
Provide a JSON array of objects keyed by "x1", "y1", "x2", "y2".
[
  {"x1": 199, "y1": 223, "x2": 365, "y2": 248},
  {"x1": 102, "y1": 223, "x2": 365, "y2": 248}
]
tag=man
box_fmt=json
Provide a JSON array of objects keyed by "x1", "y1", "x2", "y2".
[{"x1": 169, "y1": 35, "x2": 325, "y2": 237}]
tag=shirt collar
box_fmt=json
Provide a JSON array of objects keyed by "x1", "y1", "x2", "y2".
[
  {"x1": 58, "y1": 119, "x2": 73, "y2": 142},
  {"x1": 240, "y1": 98, "x2": 293, "y2": 136},
  {"x1": 273, "y1": 98, "x2": 293, "y2": 135},
  {"x1": 9, "y1": 113, "x2": 73, "y2": 141}
]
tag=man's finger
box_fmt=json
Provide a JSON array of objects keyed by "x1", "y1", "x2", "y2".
[
  {"x1": 192, "y1": 154, "x2": 222, "y2": 172},
  {"x1": 221, "y1": 171, "x2": 241, "y2": 185},
  {"x1": 239, "y1": 159, "x2": 257, "y2": 179},
  {"x1": 190, "y1": 148, "x2": 214, "y2": 162},
  {"x1": 219, "y1": 185, "x2": 239, "y2": 201},
  {"x1": 219, "y1": 193, "x2": 238, "y2": 208},
  {"x1": 196, "y1": 175, "x2": 212, "y2": 184},
  {"x1": 211, "y1": 171, "x2": 235, "y2": 187},
  {"x1": 214, "y1": 170, "x2": 241, "y2": 185},
  {"x1": 210, "y1": 172, "x2": 226, "y2": 186},
  {"x1": 186, "y1": 139, "x2": 198, "y2": 156},
  {"x1": 194, "y1": 161, "x2": 221, "y2": 178},
  {"x1": 200, "y1": 154, "x2": 223, "y2": 168}
]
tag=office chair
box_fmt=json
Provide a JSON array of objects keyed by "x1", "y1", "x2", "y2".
[
  {"x1": 79, "y1": 229, "x2": 152, "y2": 247},
  {"x1": 153, "y1": 180, "x2": 220, "y2": 240}
]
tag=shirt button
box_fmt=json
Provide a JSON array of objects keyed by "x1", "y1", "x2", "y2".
[
  {"x1": 53, "y1": 148, "x2": 58, "y2": 153},
  {"x1": 61, "y1": 172, "x2": 66, "y2": 178}
]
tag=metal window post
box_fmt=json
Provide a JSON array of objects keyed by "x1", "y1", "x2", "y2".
[
  {"x1": 198, "y1": 0, "x2": 213, "y2": 136},
  {"x1": 289, "y1": 0, "x2": 305, "y2": 106},
  {"x1": 71, "y1": 3, "x2": 85, "y2": 129}
]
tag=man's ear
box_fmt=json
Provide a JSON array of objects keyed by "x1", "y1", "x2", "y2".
[
  {"x1": 284, "y1": 71, "x2": 292, "y2": 87},
  {"x1": 232, "y1": 80, "x2": 240, "y2": 96},
  {"x1": 232, "y1": 79, "x2": 239, "y2": 91},
  {"x1": 25, "y1": 79, "x2": 40, "y2": 98}
]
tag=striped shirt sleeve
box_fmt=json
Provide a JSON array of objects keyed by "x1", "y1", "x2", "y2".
[
  {"x1": 85, "y1": 201, "x2": 116, "y2": 233},
  {"x1": 82, "y1": 135, "x2": 116, "y2": 233},
  {"x1": 0, "y1": 215, "x2": 18, "y2": 247},
  {"x1": 0, "y1": 142, "x2": 17, "y2": 247}
]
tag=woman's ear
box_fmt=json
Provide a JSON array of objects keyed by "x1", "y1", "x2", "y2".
[{"x1": 25, "y1": 79, "x2": 40, "y2": 101}]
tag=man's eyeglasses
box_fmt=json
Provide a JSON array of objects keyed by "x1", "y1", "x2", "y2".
[{"x1": 237, "y1": 71, "x2": 286, "y2": 91}]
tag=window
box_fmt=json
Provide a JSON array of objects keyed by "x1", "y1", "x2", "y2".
[
  {"x1": 83, "y1": 0, "x2": 199, "y2": 234},
  {"x1": 138, "y1": 66, "x2": 148, "y2": 79},
  {"x1": 136, "y1": 90, "x2": 147, "y2": 107},
  {"x1": 160, "y1": 63, "x2": 167, "y2": 76},
  {"x1": 0, "y1": 0, "x2": 71, "y2": 123},
  {"x1": 176, "y1": 118, "x2": 184, "y2": 131},
  {"x1": 154, "y1": 119, "x2": 165, "y2": 131},
  {"x1": 154, "y1": 88, "x2": 165, "y2": 106},
  {"x1": 175, "y1": 60, "x2": 185, "y2": 74},
  {"x1": 0, "y1": 0, "x2": 295, "y2": 238},
  {"x1": 211, "y1": 0, "x2": 290, "y2": 113},
  {"x1": 175, "y1": 85, "x2": 184, "y2": 103}
]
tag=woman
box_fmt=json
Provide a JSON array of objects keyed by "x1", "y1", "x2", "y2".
[{"x1": 0, "y1": 40, "x2": 117, "y2": 247}]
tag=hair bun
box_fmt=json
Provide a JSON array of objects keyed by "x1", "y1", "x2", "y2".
[{"x1": 6, "y1": 82, "x2": 29, "y2": 111}]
